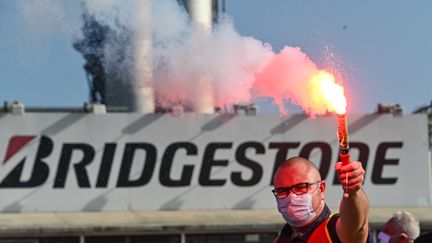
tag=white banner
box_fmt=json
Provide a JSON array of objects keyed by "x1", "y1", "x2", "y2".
[{"x1": 0, "y1": 113, "x2": 429, "y2": 212}]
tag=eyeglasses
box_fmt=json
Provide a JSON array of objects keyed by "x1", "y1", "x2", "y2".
[{"x1": 272, "y1": 181, "x2": 321, "y2": 199}]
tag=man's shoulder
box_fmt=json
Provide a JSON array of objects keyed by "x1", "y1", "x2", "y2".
[
  {"x1": 415, "y1": 232, "x2": 432, "y2": 243},
  {"x1": 325, "y1": 213, "x2": 341, "y2": 243}
]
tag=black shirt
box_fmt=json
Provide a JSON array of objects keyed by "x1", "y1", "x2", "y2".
[{"x1": 415, "y1": 232, "x2": 432, "y2": 243}]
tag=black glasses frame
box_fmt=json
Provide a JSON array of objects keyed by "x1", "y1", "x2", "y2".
[{"x1": 272, "y1": 181, "x2": 321, "y2": 199}]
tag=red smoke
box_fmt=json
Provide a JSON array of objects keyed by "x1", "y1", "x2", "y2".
[{"x1": 253, "y1": 47, "x2": 319, "y2": 115}]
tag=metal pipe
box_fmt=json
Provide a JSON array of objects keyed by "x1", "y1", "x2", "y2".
[
  {"x1": 184, "y1": 0, "x2": 213, "y2": 30},
  {"x1": 183, "y1": 0, "x2": 215, "y2": 113},
  {"x1": 132, "y1": 0, "x2": 155, "y2": 113}
]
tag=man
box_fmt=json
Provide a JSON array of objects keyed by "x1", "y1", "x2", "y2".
[
  {"x1": 272, "y1": 156, "x2": 373, "y2": 243},
  {"x1": 378, "y1": 211, "x2": 420, "y2": 243}
]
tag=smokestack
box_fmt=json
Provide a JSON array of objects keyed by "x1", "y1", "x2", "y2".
[
  {"x1": 75, "y1": 1, "x2": 155, "y2": 113},
  {"x1": 132, "y1": 0, "x2": 155, "y2": 113},
  {"x1": 183, "y1": 0, "x2": 215, "y2": 113},
  {"x1": 183, "y1": 0, "x2": 214, "y2": 30}
]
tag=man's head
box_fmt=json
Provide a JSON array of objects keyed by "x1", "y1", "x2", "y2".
[
  {"x1": 379, "y1": 212, "x2": 420, "y2": 243},
  {"x1": 272, "y1": 156, "x2": 326, "y2": 229}
]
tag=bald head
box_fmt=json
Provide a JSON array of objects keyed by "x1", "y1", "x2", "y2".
[{"x1": 273, "y1": 157, "x2": 321, "y2": 187}]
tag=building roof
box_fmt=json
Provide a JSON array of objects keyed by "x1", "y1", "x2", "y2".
[{"x1": 1, "y1": 207, "x2": 432, "y2": 236}]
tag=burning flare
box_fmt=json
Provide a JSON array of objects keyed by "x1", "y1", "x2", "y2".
[
  {"x1": 337, "y1": 113, "x2": 349, "y2": 156},
  {"x1": 312, "y1": 70, "x2": 351, "y2": 197},
  {"x1": 310, "y1": 71, "x2": 347, "y2": 115},
  {"x1": 311, "y1": 70, "x2": 350, "y2": 163}
]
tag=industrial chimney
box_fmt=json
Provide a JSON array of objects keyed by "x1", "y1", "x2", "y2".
[
  {"x1": 75, "y1": 1, "x2": 155, "y2": 113},
  {"x1": 131, "y1": 0, "x2": 155, "y2": 113},
  {"x1": 182, "y1": 0, "x2": 217, "y2": 113},
  {"x1": 75, "y1": 0, "x2": 222, "y2": 113}
]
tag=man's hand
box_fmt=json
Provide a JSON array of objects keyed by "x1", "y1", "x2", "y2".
[
  {"x1": 335, "y1": 161, "x2": 365, "y2": 192},
  {"x1": 335, "y1": 161, "x2": 369, "y2": 243}
]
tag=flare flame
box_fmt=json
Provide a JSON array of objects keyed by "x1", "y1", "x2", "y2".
[{"x1": 312, "y1": 70, "x2": 350, "y2": 165}]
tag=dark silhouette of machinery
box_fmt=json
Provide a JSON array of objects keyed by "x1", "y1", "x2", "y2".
[{"x1": 73, "y1": 14, "x2": 109, "y2": 104}]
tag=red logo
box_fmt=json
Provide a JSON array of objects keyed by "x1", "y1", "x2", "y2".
[{"x1": 3, "y1": 136, "x2": 36, "y2": 164}]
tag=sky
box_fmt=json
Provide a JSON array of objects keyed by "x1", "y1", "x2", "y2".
[{"x1": 0, "y1": 0, "x2": 431, "y2": 115}]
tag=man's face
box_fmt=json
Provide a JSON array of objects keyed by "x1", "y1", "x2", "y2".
[
  {"x1": 379, "y1": 219, "x2": 406, "y2": 243},
  {"x1": 273, "y1": 161, "x2": 325, "y2": 213}
]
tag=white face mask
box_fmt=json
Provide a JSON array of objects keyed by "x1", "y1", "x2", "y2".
[
  {"x1": 378, "y1": 232, "x2": 391, "y2": 243},
  {"x1": 276, "y1": 186, "x2": 323, "y2": 228}
]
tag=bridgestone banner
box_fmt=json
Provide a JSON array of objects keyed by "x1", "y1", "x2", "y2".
[{"x1": 0, "y1": 113, "x2": 429, "y2": 212}]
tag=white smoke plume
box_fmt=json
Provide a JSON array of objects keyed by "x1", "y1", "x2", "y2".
[{"x1": 18, "y1": 0, "x2": 345, "y2": 116}]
